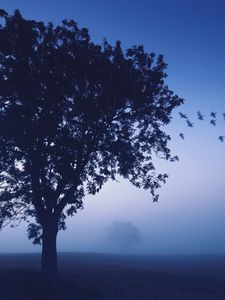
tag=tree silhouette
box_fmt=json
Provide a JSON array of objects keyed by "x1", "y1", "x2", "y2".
[
  {"x1": 0, "y1": 10, "x2": 183, "y2": 281},
  {"x1": 106, "y1": 221, "x2": 141, "y2": 250}
]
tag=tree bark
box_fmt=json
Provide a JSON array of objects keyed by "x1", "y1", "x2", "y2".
[{"x1": 41, "y1": 220, "x2": 58, "y2": 284}]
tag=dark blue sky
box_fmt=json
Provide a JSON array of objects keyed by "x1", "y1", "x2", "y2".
[
  {"x1": 2, "y1": 0, "x2": 225, "y2": 108},
  {"x1": 0, "y1": 0, "x2": 225, "y2": 254}
]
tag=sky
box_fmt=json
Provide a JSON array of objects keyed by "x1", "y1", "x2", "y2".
[{"x1": 0, "y1": 0, "x2": 225, "y2": 255}]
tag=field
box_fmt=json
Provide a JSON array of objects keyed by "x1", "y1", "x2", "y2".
[{"x1": 0, "y1": 253, "x2": 225, "y2": 299}]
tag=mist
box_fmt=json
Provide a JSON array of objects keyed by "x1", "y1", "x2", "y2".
[{"x1": 0, "y1": 0, "x2": 225, "y2": 257}]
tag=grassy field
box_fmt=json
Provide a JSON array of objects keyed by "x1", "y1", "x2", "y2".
[{"x1": 0, "y1": 253, "x2": 225, "y2": 299}]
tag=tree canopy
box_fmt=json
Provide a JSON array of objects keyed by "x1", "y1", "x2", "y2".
[{"x1": 0, "y1": 9, "x2": 183, "y2": 277}]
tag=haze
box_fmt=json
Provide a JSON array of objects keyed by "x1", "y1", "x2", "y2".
[{"x1": 0, "y1": 0, "x2": 225, "y2": 255}]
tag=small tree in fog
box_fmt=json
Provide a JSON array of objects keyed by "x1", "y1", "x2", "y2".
[
  {"x1": 106, "y1": 221, "x2": 141, "y2": 250},
  {"x1": 0, "y1": 10, "x2": 183, "y2": 280}
]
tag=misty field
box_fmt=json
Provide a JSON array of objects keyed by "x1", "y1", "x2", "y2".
[{"x1": 0, "y1": 253, "x2": 225, "y2": 299}]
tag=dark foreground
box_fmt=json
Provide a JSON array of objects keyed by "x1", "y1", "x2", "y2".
[{"x1": 0, "y1": 253, "x2": 225, "y2": 300}]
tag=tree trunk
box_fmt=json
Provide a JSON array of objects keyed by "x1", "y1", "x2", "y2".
[{"x1": 41, "y1": 221, "x2": 58, "y2": 284}]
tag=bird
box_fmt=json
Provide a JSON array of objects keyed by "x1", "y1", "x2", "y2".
[
  {"x1": 197, "y1": 111, "x2": 204, "y2": 120},
  {"x1": 223, "y1": 113, "x2": 225, "y2": 120},
  {"x1": 210, "y1": 112, "x2": 217, "y2": 118},
  {"x1": 0, "y1": 9, "x2": 8, "y2": 17},
  {"x1": 179, "y1": 133, "x2": 185, "y2": 140},
  {"x1": 210, "y1": 119, "x2": 216, "y2": 126},
  {"x1": 186, "y1": 120, "x2": 194, "y2": 127},
  {"x1": 179, "y1": 112, "x2": 188, "y2": 119},
  {"x1": 219, "y1": 136, "x2": 225, "y2": 142}
]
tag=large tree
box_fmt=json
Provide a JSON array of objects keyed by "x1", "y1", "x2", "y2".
[{"x1": 0, "y1": 10, "x2": 183, "y2": 280}]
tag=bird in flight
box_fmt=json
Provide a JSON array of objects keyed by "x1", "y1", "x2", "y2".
[
  {"x1": 179, "y1": 133, "x2": 185, "y2": 140},
  {"x1": 179, "y1": 112, "x2": 188, "y2": 119},
  {"x1": 210, "y1": 119, "x2": 216, "y2": 126},
  {"x1": 186, "y1": 120, "x2": 194, "y2": 127},
  {"x1": 197, "y1": 111, "x2": 204, "y2": 120},
  {"x1": 223, "y1": 113, "x2": 225, "y2": 120},
  {"x1": 219, "y1": 136, "x2": 225, "y2": 143},
  {"x1": 0, "y1": 9, "x2": 8, "y2": 17},
  {"x1": 210, "y1": 112, "x2": 217, "y2": 118}
]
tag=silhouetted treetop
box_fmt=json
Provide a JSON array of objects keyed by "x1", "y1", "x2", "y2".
[{"x1": 0, "y1": 9, "x2": 183, "y2": 278}]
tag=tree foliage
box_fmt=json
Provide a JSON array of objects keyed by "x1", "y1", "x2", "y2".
[{"x1": 0, "y1": 10, "x2": 183, "y2": 245}]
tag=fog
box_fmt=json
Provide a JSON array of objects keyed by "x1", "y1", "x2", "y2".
[
  {"x1": 1, "y1": 130, "x2": 225, "y2": 255},
  {"x1": 0, "y1": 0, "x2": 225, "y2": 255}
]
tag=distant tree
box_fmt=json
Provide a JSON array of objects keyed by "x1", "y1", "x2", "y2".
[
  {"x1": 106, "y1": 221, "x2": 141, "y2": 249},
  {"x1": 0, "y1": 10, "x2": 183, "y2": 281}
]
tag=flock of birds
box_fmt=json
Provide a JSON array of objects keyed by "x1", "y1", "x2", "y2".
[{"x1": 179, "y1": 111, "x2": 225, "y2": 142}]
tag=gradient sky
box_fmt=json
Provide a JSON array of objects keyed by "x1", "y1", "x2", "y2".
[{"x1": 0, "y1": 0, "x2": 225, "y2": 255}]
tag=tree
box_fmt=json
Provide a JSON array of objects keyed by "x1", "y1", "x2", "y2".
[
  {"x1": 106, "y1": 221, "x2": 141, "y2": 250},
  {"x1": 0, "y1": 10, "x2": 183, "y2": 281}
]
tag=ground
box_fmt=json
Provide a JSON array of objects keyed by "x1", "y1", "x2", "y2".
[{"x1": 0, "y1": 253, "x2": 224, "y2": 299}]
